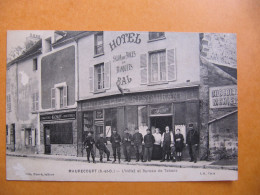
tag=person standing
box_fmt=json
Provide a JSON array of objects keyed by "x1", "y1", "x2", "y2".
[
  {"x1": 132, "y1": 127, "x2": 143, "y2": 162},
  {"x1": 161, "y1": 126, "x2": 176, "y2": 162},
  {"x1": 110, "y1": 128, "x2": 121, "y2": 163},
  {"x1": 122, "y1": 128, "x2": 133, "y2": 162},
  {"x1": 152, "y1": 128, "x2": 162, "y2": 160},
  {"x1": 186, "y1": 124, "x2": 199, "y2": 163},
  {"x1": 95, "y1": 133, "x2": 111, "y2": 163},
  {"x1": 175, "y1": 129, "x2": 184, "y2": 161},
  {"x1": 143, "y1": 129, "x2": 155, "y2": 162},
  {"x1": 84, "y1": 132, "x2": 96, "y2": 163}
]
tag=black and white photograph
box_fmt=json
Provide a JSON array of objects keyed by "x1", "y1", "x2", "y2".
[{"x1": 6, "y1": 30, "x2": 238, "y2": 181}]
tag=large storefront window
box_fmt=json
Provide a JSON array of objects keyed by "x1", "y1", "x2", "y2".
[
  {"x1": 83, "y1": 112, "x2": 94, "y2": 132},
  {"x1": 126, "y1": 106, "x2": 138, "y2": 133},
  {"x1": 138, "y1": 106, "x2": 148, "y2": 137},
  {"x1": 105, "y1": 108, "x2": 117, "y2": 138},
  {"x1": 50, "y1": 123, "x2": 73, "y2": 144}
]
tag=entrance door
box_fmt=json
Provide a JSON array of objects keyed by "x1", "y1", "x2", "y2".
[
  {"x1": 44, "y1": 126, "x2": 51, "y2": 154},
  {"x1": 150, "y1": 116, "x2": 172, "y2": 134}
]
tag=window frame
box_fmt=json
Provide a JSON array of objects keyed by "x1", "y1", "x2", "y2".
[
  {"x1": 33, "y1": 58, "x2": 38, "y2": 71},
  {"x1": 52, "y1": 82, "x2": 68, "y2": 109},
  {"x1": 6, "y1": 94, "x2": 11, "y2": 112},
  {"x1": 94, "y1": 63, "x2": 105, "y2": 92},
  {"x1": 94, "y1": 32, "x2": 104, "y2": 57},
  {"x1": 148, "y1": 32, "x2": 166, "y2": 42},
  {"x1": 148, "y1": 50, "x2": 168, "y2": 85}
]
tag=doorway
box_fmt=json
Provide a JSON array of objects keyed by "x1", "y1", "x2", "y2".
[{"x1": 150, "y1": 116, "x2": 172, "y2": 134}]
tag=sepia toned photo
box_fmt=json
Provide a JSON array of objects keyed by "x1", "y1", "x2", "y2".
[{"x1": 6, "y1": 31, "x2": 238, "y2": 181}]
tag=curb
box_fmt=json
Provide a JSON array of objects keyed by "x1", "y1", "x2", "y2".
[{"x1": 6, "y1": 153, "x2": 238, "y2": 171}]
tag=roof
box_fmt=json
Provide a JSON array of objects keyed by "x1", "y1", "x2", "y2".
[
  {"x1": 52, "y1": 31, "x2": 96, "y2": 47},
  {"x1": 7, "y1": 39, "x2": 42, "y2": 66}
]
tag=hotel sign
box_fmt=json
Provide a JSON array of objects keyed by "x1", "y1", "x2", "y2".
[{"x1": 209, "y1": 85, "x2": 237, "y2": 109}]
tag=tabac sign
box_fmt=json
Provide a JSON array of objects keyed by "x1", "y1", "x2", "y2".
[{"x1": 209, "y1": 85, "x2": 237, "y2": 108}]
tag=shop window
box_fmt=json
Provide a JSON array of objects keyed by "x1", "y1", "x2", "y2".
[
  {"x1": 126, "y1": 106, "x2": 138, "y2": 133},
  {"x1": 149, "y1": 50, "x2": 166, "y2": 83},
  {"x1": 138, "y1": 106, "x2": 148, "y2": 137},
  {"x1": 83, "y1": 112, "x2": 93, "y2": 132},
  {"x1": 50, "y1": 123, "x2": 73, "y2": 144},
  {"x1": 32, "y1": 92, "x2": 39, "y2": 111},
  {"x1": 94, "y1": 63, "x2": 105, "y2": 91},
  {"x1": 94, "y1": 32, "x2": 104, "y2": 56},
  {"x1": 6, "y1": 94, "x2": 11, "y2": 112},
  {"x1": 105, "y1": 108, "x2": 117, "y2": 138},
  {"x1": 51, "y1": 84, "x2": 67, "y2": 109},
  {"x1": 33, "y1": 58, "x2": 38, "y2": 71},
  {"x1": 149, "y1": 32, "x2": 165, "y2": 41}
]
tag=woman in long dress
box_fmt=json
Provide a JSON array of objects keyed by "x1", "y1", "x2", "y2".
[
  {"x1": 152, "y1": 128, "x2": 162, "y2": 160},
  {"x1": 175, "y1": 129, "x2": 184, "y2": 161}
]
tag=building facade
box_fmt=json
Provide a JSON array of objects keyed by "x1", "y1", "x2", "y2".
[
  {"x1": 77, "y1": 31, "x2": 201, "y2": 158},
  {"x1": 6, "y1": 40, "x2": 42, "y2": 153}
]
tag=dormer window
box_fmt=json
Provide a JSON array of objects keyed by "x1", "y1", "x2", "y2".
[
  {"x1": 149, "y1": 32, "x2": 165, "y2": 41},
  {"x1": 45, "y1": 37, "x2": 52, "y2": 53},
  {"x1": 94, "y1": 32, "x2": 104, "y2": 56}
]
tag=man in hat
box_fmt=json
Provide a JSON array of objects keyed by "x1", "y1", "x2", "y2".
[
  {"x1": 122, "y1": 128, "x2": 133, "y2": 162},
  {"x1": 95, "y1": 133, "x2": 111, "y2": 163},
  {"x1": 110, "y1": 128, "x2": 121, "y2": 163},
  {"x1": 186, "y1": 124, "x2": 199, "y2": 163},
  {"x1": 84, "y1": 131, "x2": 96, "y2": 163},
  {"x1": 132, "y1": 127, "x2": 143, "y2": 162},
  {"x1": 143, "y1": 129, "x2": 155, "y2": 162}
]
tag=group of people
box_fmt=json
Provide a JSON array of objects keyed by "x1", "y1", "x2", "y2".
[{"x1": 83, "y1": 124, "x2": 199, "y2": 164}]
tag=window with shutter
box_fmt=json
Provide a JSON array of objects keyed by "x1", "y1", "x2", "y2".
[
  {"x1": 32, "y1": 93, "x2": 35, "y2": 111},
  {"x1": 167, "y1": 49, "x2": 177, "y2": 81},
  {"x1": 31, "y1": 128, "x2": 36, "y2": 146},
  {"x1": 140, "y1": 54, "x2": 147, "y2": 84},
  {"x1": 89, "y1": 67, "x2": 94, "y2": 93},
  {"x1": 35, "y1": 92, "x2": 39, "y2": 111},
  {"x1": 51, "y1": 88, "x2": 56, "y2": 109},
  {"x1": 149, "y1": 50, "x2": 167, "y2": 83}
]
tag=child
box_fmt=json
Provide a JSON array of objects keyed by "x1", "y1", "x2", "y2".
[
  {"x1": 95, "y1": 133, "x2": 111, "y2": 163},
  {"x1": 84, "y1": 132, "x2": 96, "y2": 163},
  {"x1": 143, "y1": 129, "x2": 155, "y2": 162}
]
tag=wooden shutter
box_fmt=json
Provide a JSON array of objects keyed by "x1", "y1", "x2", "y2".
[
  {"x1": 35, "y1": 92, "x2": 39, "y2": 111},
  {"x1": 89, "y1": 67, "x2": 94, "y2": 93},
  {"x1": 31, "y1": 128, "x2": 35, "y2": 146},
  {"x1": 140, "y1": 54, "x2": 147, "y2": 84},
  {"x1": 51, "y1": 88, "x2": 56, "y2": 109},
  {"x1": 167, "y1": 49, "x2": 177, "y2": 81},
  {"x1": 32, "y1": 93, "x2": 35, "y2": 111},
  {"x1": 104, "y1": 62, "x2": 111, "y2": 89},
  {"x1": 63, "y1": 86, "x2": 68, "y2": 107}
]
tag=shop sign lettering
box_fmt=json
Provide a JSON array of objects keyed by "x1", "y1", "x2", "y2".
[
  {"x1": 109, "y1": 33, "x2": 141, "y2": 51},
  {"x1": 209, "y1": 85, "x2": 237, "y2": 108},
  {"x1": 40, "y1": 112, "x2": 76, "y2": 121}
]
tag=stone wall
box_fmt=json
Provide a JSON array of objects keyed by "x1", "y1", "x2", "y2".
[{"x1": 199, "y1": 33, "x2": 237, "y2": 160}]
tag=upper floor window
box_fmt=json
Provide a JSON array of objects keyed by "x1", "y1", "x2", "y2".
[
  {"x1": 149, "y1": 50, "x2": 166, "y2": 82},
  {"x1": 33, "y1": 58, "x2": 38, "y2": 71},
  {"x1": 6, "y1": 94, "x2": 11, "y2": 112},
  {"x1": 94, "y1": 32, "x2": 104, "y2": 56},
  {"x1": 45, "y1": 37, "x2": 52, "y2": 53},
  {"x1": 149, "y1": 32, "x2": 165, "y2": 41},
  {"x1": 51, "y1": 84, "x2": 67, "y2": 109},
  {"x1": 95, "y1": 63, "x2": 105, "y2": 90}
]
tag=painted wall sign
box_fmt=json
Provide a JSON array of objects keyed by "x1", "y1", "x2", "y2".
[
  {"x1": 109, "y1": 33, "x2": 141, "y2": 51},
  {"x1": 82, "y1": 88, "x2": 199, "y2": 110},
  {"x1": 150, "y1": 104, "x2": 172, "y2": 115},
  {"x1": 40, "y1": 112, "x2": 76, "y2": 121},
  {"x1": 209, "y1": 85, "x2": 237, "y2": 108}
]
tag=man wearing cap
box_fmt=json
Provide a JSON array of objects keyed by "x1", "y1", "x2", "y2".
[
  {"x1": 95, "y1": 133, "x2": 111, "y2": 163},
  {"x1": 122, "y1": 128, "x2": 133, "y2": 162},
  {"x1": 110, "y1": 128, "x2": 122, "y2": 163},
  {"x1": 132, "y1": 127, "x2": 143, "y2": 162},
  {"x1": 186, "y1": 124, "x2": 199, "y2": 163},
  {"x1": 143, "y1": 129, "x2": 155, "y2": 162},
  {"x1": 84, "y1": 132, "x2": 96, "y2": 163}
]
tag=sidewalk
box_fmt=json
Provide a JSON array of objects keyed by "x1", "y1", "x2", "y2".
[{"x1": 6, "y1": 151, "x2": 238, "y2": 171}]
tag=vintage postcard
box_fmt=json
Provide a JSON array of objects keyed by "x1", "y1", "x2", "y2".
[{"x1": 6, "y1": 30, "x2": 238, "y2": 181}]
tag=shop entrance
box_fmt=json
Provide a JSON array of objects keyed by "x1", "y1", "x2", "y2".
[
  {"x1": 150, "y1": 116, "x2": 172, "y2": 134},
  {"x1": 44, "y1": 125, "x2": 51, "y2": 154}
]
